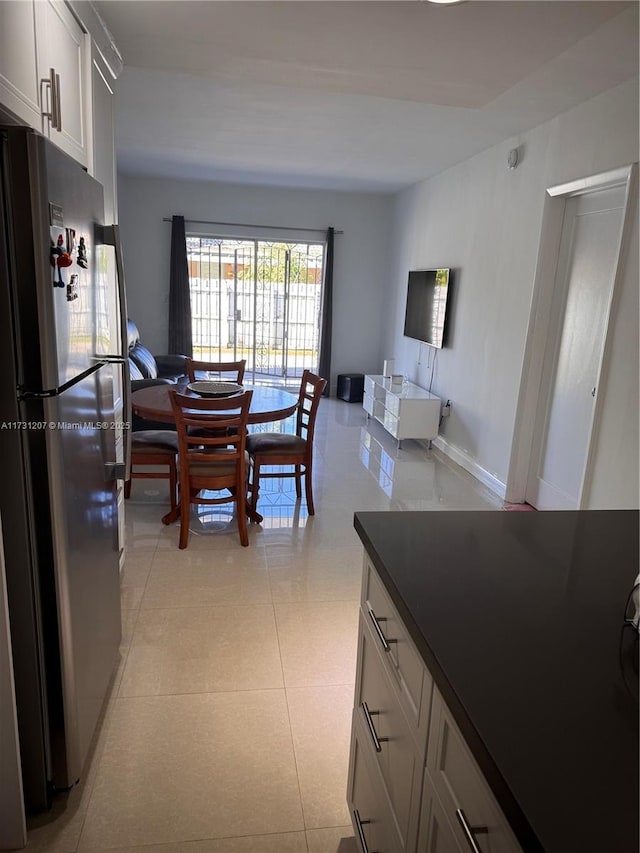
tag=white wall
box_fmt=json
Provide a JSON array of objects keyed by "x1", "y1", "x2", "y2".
[
  {"x1": 385, "y1": 78, "x2": 639, "y2": 507},
  {"x1": 116, "y1": 176, "x2": 393, "y2": 393}
]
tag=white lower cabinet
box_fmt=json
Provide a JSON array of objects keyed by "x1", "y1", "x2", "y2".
[
  {"x1": 418, "y1": 782, "x2": 465, "y2": 853},
  {"x1": 348, "y1": 710, "x2": 405, "y2": 853},
  {"x1": 354, "y1": 613, "x2": 424, "y2": 849},
  {"x1": 348, "y1": 554, "x2": 523, "y2": 853},
  {"x1": 363, "y1": 560, "x2": 431, "y2": 739},
  {"x1": 426, "y1": 689, "x2": 522, "y2": 853}
]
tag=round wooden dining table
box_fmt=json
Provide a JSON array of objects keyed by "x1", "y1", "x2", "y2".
[
  {"x1": 131, "y1": 381, "x2": 298, "y2": 526},
  {"x1": 131, "y1": 381, "x2": 298, "y2": 426}
]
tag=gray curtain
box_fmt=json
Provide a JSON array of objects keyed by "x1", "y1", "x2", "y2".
[
  {"x1": 317, "y1": 226, "x2": 334, "y2": 395},
  {"x1": 168, "y1": 215, "x2": 193, "y2": 356}
]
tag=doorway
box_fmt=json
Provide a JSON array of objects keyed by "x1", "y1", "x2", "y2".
[
  {"x1": 187, "y1": 236, "x2": 325, "y2": 386},
  {"x1": 507, "y1": 165, "x2": 635, "y2": 509}
]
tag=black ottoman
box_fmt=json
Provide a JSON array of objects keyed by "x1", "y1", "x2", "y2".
[{"x1": 337, "y1": 373, "x2": 364, "y2": 403}]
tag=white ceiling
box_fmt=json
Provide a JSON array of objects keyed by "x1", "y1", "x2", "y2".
[{"x1": 96, "y1": 0, "x2": 639, "y2": 193}]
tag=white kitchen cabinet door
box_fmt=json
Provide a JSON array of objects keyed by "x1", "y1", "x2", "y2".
[
  {"x1": 348, "y1": 712, "x2": 405, "y2": 853},
  {"x1": 363, "y1": 558, "x2": 432, "y2": 739},
  {"x1": 90, "y1": 51, "x2": 117, "y2": 221},
  {"x1": 418, "y1": 783, "x2": 464, "y2": 853},
  {"x1": 0, "y1": 0, "x2": 42, "y2": 128},
  {"x1": 0, "y1": 1, "x2": 89, "y2": 166},
  {"x1": 36, "y1": 0, "x2": 89, "y2": 166},
  {"x1": 356, "y1": 615, "x2": 424, "y2": 849},
  {"x1": 427, "y1": 688, "x2": 523, "y2": 853}
]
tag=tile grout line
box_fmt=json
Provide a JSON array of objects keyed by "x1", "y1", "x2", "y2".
[
  {"x1": 74, "y1": 539, "x2": 161, "y2": 852},
  {"x1": 271, "y1": 595, "x2": 310, "y2": 837}
]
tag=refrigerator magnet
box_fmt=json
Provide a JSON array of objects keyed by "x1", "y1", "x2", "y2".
[
  {"x1": 66, "y1": 274, "x2": 79, "y2": 302},
  {"x1": 77, "y1": 236, "x2": 88, "y2": 269},
  {"x1": 50, "y1": 231, "x2": 65, "y2": 287},
  {"x1": 50, "y1": 237, "x2": 59, "y2": 267}
]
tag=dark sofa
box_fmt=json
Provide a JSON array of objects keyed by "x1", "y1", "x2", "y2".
[{"x1": 127, "y1": 319, "x2": 188, "y2": 430}]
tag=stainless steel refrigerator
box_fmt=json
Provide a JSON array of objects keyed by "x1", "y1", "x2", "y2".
[{"x1": 0, "y1": 124, "x2": 130, "y2": 813}]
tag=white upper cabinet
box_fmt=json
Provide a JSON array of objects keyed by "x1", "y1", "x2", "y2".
[
  {"x1": 0, "y1": 0, "x2": 89, "y2": 166},
  {"x1": 90, "y1": 49, "x2": 117, "y2": 223},
  {"x1": 37, "y1": 0, "x2": 89, "y2": 165},
  {"x1": 0, "y1": 1, "x2": 42, "y2": 129}
]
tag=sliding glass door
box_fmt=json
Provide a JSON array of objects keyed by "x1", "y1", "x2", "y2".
[{"x1": 187, "y1": 236, "x2": 324, "y2": 385}]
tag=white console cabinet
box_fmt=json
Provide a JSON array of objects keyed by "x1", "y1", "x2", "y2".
[{"x1": 363, "y1": 375, "x2": 440, "y2": 447}]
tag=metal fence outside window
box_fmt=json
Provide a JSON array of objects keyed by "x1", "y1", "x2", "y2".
[{"x1": 187, "y1": 236, "x2": 325, "y2": 385}]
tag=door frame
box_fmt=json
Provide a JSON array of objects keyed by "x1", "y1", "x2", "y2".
[{"x1": 505, "y1": 164, "x2": 637, "y2": 506}]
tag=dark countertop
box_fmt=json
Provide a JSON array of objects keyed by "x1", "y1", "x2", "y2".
[{"x1": 353, "y1": 510, "x2": 639, "y2": 853}]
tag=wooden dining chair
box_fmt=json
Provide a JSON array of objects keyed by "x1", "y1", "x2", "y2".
[
  {"x1": 185, "y1": 358, "x2": 246, "y2": 384},
  {"x1": 124, "y1": 430, "x2": 178, "y2": 513},
  {"x1": 169, "y1": 388, "x2": 253, "y2": 548},
  {"x1": 185, "y1": 358, "x2": 247, "y2": 439},
  {"x1": 247, "y1": 370, "x2": 327, "y2": 519}
]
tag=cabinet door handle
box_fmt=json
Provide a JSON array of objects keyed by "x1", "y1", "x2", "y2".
[
  {"x1": 361, "y1": 702, "x2": 387, "y2": 753},
  {"x1": 353, "y1": 808, "x2": 378, "y2": 853},
  {"x1": 40, "y1": 67, "x2": 56, "y2": 129},
  {"x1": 50, "y1": 68, "x2": 59, "y2": 130},
  {"x1": 367, "y1": 602, "x2": 392, "y2": 652},
  {"x1": 455, "y1": 808, "x2": 488, "y2": 853},
  {"x1": 54, "y1": 72, "x2": 62, "y2": 132}
]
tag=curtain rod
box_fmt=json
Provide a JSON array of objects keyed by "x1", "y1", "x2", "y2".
[{"x1": 163, "y1": 217, "x2": 343, "y2": 235}]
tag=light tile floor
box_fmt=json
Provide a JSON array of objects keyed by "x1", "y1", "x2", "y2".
[{"x1": 24, "y1": 399, "x2": 502, "y2": 853}]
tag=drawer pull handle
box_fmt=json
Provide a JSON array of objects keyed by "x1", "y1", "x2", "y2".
[
  {"x1": 361, "y1": 701, "x2": 387, "y2": 753},
  {"x1": 455, "y1": 808, "x2": 488, "y2": 853},
  {"x1": 367, "y1": 603, "x2": 393, "y2": 652},
  {"x1": 353, "y1": 808, "x2": 378, "y2": 853}
]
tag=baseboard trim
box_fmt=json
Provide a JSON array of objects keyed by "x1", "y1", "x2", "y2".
[{"x1": 431, "y1": 435, "x2": 507, "y2": 500}]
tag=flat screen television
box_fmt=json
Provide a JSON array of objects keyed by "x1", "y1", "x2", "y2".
[{"x1": 403, "y1": 268, "x2": 451, "y2": 348}]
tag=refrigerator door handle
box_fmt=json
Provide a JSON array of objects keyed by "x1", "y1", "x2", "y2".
[
  {"x1": 18, "y1": 363, "x2": 104, "y2": 401},
  {"x1": 19, "y1": 387, "x2": 59, "y2": 400},
  {"x1": 101, "y1": 224, "x2": 131, "y2": 481}
]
